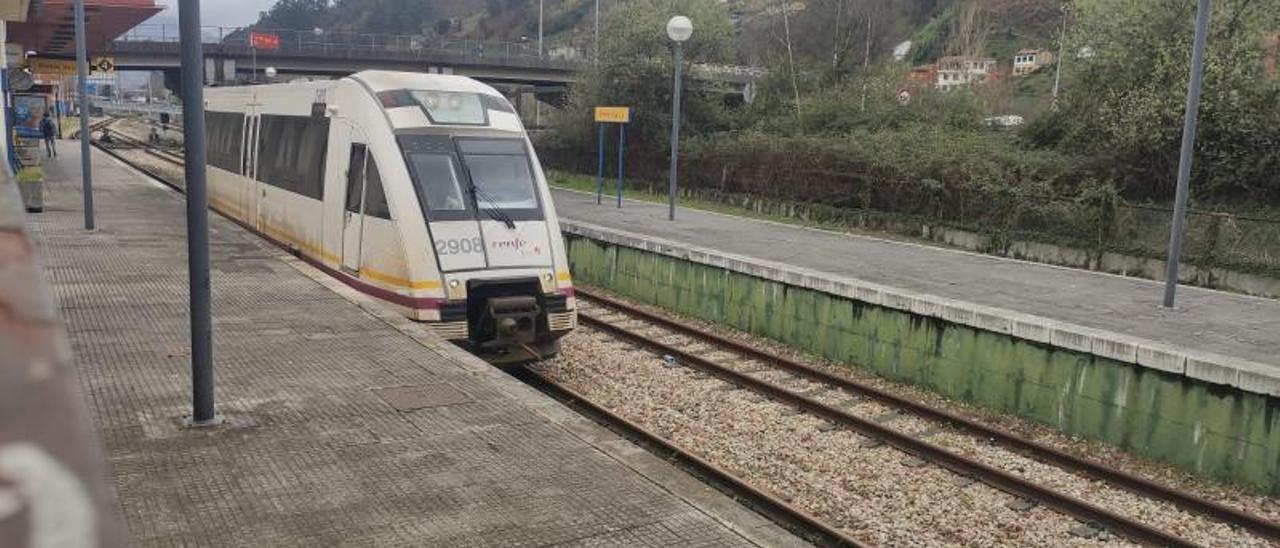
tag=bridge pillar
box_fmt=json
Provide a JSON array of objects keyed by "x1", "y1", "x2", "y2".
[{"x1": 163, "y1": 68, "x2": 183, "y2": 99}]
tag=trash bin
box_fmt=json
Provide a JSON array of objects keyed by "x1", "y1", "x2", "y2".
[
  {"x1": 17, "y1": 141, "x2": 41, "y2": 167},
  {"x1": 17, "y1": 167, "x2": 44, "y2": 213}
]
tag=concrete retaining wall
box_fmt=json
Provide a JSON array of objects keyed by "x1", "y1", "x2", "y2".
[{"x1": 563, "y1": 232, "x2": 1280, "y2": 494}]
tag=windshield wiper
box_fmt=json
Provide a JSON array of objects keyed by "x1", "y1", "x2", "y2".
[{"x1": 461, "y1": 164, "x2": 516, "y2": 229}]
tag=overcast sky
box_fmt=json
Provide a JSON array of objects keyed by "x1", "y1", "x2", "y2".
[{"x1": 150, "y1": 0, "x2": 277, "y2": 28}]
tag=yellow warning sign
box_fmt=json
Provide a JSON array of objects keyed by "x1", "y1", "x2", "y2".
[
  {"x1": 30, "y1": 58, "x2": 78, "y2": 77},
  {"x1": 594, "y1": 106, "x2": 631, "y2": 123},
  {"x1": 91, "y1": 56, "x2": 116, "y2": 73}
]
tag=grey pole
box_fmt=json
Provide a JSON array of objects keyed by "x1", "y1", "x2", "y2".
[
  {"x1": 1162, "y1": 0, "x2": 1212, "y2": 308},
  {"x1": 1051, "y1": 4, "x2": 1067, "y2": 99},
  {"x1": 594, "y1": 0, "x2": 599, "y2": 66},
  {"x1": 668, "y1": 42, "x2": 684, "y2": 221},
  {"x1": 74, "y1": 0, "x2": 94, "y2": 230},
  {"x1": 538, "y1": 0, "x2": 544, "y2": 58},
  {"x1": 179, "y1": 0, "x2": 218, "y2": 425}
]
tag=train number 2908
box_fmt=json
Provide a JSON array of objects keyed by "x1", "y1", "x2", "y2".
[{"x1": 435, "y1": 237, "x2": 484, "y2": 256}]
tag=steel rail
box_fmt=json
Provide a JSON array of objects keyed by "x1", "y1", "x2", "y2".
[
  {"x1": 577, "y1": 309, "x2": 1201, "y2": 548},
  {"x1": 517, "y1": 369, "x2": 871, "y2": 548},
  {"x1": 102, "y1": 128, "x2": 186, "y2": 167},
  {"x1": 577, "y1": 288, "x2": 1280, "y2": 542}
]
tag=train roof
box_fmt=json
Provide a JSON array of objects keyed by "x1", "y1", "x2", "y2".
[
  {"x1": 205, "y1": 71, "x2": 504, "y2": 99},
  {"x1": 348, "y1": 71, "x2": 504, "y2": 97}
]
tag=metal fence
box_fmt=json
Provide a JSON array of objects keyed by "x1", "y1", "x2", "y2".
[{"x1": 115, "y1": 24, "x2": 580, "y2": 64}]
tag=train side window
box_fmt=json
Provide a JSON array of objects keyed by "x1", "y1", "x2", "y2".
[
  {"x1": 363, "y1": 159, "x2": 391, "y2": 220},
  {"x1": 204, "y1": 111, "x2": 243, "y2": 173},
  {"x1": 345, "y1": 144, "x2": 367, "y2": 214},
  {"x1": 258, "y1": 114, "x2": 329, "y2": 200}
]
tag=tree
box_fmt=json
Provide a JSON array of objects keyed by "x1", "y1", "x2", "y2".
[
  {"x1": 547, "y1": 0, "x2": 736, "y2": 157},
  {"x1": 1025, "y1": 0, "x2": 1280, "y2": 203},
  {"x1": 946, "y1": 0, "x2": 990, "y2": 58}
]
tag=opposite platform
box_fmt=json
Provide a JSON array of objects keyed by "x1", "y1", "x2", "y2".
[
  {"x1": 25, "y1": 144, "x2": 806, "y2": 547},
  {"x1": 552, "y1": 188, "x2": 1280, "y2": 395}
]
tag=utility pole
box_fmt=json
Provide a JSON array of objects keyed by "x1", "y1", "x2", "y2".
[
  {"x1": 1163, "y1": 0, "x2": 1213, "y2": 308},
  {"x1": 780, "y1": 0, "x2": 800, "y2": 117},
  {"x1": 538, "y1": 0, "x2": 544, "y2": 59},
  {"x1": 179, "y1": 0, "x2": 220, "y2": 426},
  {"x1": 74, "y1": 0, "x2": 93, "y2": 230},
  {"x1": 594, "y1": 0, "x2": 600, "y2": 66},
  {"x1": 860, "y1": 13, "x2": 872, "y2": 111},
  {"x1": 1052, "y1": 3, "x2": 1068, "y2": 99}
]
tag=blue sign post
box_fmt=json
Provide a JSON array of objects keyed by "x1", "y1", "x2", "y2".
[{"x1": 594, "y1": 106, "x2": 630, "y2": 208}]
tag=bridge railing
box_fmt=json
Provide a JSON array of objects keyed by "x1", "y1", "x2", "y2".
[{"x1": 116, "y1": 24, "x2": 582, "y2": 65}]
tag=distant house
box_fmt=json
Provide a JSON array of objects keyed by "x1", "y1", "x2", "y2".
[
  {"x1": 936, "y1": 56, "x2": 996, "y2": 90},
  {"x1": 1012, "y1": 48, "x2": 1054, "y2": 76},
  {"x1": 547, "y1": 46, "x2": 579, "y2": 60},
  {"x1": 908, "y1": 64, "x2": 937, "y2": 86}
]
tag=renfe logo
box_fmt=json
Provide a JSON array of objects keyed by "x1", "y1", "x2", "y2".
[{"x1": 489, "y1": 237, "x2": 543, "y2": 255}]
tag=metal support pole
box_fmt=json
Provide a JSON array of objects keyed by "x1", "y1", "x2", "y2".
[
  {"x1": 668, "y1": 43, "x2": 684, "y2": 221},
  {"x1": 74, "y1": 0, "x2": 94, "y2": 230},
  {"x1": 1163, "y1": 0, "x2": 1213, "y2": 308},
  {"x1": 594, "y1": 0, "x2": 600, "y2": 66},
  {"x1": 1052, "y1": 5, "x2": 1068, "y2": 99},
  {"x1": 596, "y1": 123, "x2": 605, "y2": 204},
  {"x1": 616, "y1": 124, "x2": 625, "y2": 208},
  {"x1": 538, "y1": 0, "x2": 544, "y2": 58},
  {"x1": 179, "y1": 0, "x2": 219, "y2": 426}
]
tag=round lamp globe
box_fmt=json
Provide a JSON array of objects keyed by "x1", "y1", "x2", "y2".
[{"x1": 666, "y1": 16, "x2": 693, "y2": 43}]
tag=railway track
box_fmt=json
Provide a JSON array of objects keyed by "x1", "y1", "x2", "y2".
[
  {"x1": 93, "y1": 115, "x2": 1279, "y2": 547},
  {"x1": 93, "y1": 119, "x2": 186, "y2": 166},
  {"x1": 552, "y1": 289, "x2": 1280, "y2": 547}
]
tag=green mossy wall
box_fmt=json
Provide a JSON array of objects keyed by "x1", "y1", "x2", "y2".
[{"x1": 565, "y1": 235, "x2": 1280, "y2": 494}]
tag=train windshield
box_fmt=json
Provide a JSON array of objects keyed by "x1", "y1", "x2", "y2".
[
  {"x1": 399, "y1": 134, "x2": 543, "y2": 222},
  {"x1": 457, "y1": 139, "x2": 538, "y2": 210}
]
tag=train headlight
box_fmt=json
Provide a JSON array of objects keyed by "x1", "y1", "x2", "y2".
[
  {"x1": 448, "y1": 279, "x2": 460, "y2": 288},
  {"x1": 543, "y1": 273, "x2": 554, "y2": 283}
]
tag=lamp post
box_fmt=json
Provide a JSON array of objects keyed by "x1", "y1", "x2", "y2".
[
  {"x1": 666, "y1": 15, "x2": 692, "y2": 222},
  {"x1": 74, "y1": 0, "x2": 93, "y2": 230},
  {"x1": 179, "y1": 0, "x2": 219, "y2": 427},
  {"x1": 1162, "y1": 0, "x2": 1213, "y2": 308},
  {"x1": 1051, "y1": 3, "x2": 1070, "y2": 100}
]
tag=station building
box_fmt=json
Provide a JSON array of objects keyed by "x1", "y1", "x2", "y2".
[{"x1": 0, "y1": 0, "x2": 159, "y2": 175}]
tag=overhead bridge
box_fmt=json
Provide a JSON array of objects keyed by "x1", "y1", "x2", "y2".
[
  {"x1": 104, "y1": 26, "x2": 577, "y2": 88},
  {"x1": 82, "y1": 25, "x2": 760, "y2": 109}
]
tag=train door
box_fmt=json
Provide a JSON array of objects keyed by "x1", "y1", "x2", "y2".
[
  {"x1": 239, "y1": 115, "x2": 252, "y2": 218},
  {"x1": 341, "y1": 143, "x2": 369, "y2": 273},
  {"x1": 240, "y1": 112, "x2": 260, "y2": 228}
]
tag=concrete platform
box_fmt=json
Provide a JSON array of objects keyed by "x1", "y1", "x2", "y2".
[
  {"x1": 552, "y1": 188, "x2": 1280, "y2": 492},
  {"x1": 24, "y1": 144, "x2": 807, "y2": 548},
  {"x1": 553, "y1": 188, "x2": 1279, "y2": 394}
]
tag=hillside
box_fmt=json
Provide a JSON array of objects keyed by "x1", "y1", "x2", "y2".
[
  {"x1": 249, "y1": 0, "x2": 1063, "y2": 65},
  {"x1": 251, "y1": 0, "x2": 598, "y2": 45}
]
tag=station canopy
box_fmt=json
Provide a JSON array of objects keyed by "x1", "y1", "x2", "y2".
[{"x1": 8, "y1": 0, "x2": 162, "y2": 55}]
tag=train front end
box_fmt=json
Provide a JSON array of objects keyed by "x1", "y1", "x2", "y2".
[{"x1": 361, "y1": 72, "x2": 575, "y2": 364}]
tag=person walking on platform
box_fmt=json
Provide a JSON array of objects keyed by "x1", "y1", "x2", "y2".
[{"x1": 39, "y1": 112, "x2": 57, "y2": 158}]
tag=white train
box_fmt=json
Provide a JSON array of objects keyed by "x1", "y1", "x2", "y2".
[{"x1": 203, "y1": 71, "x2": 576, "y2": 363}]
